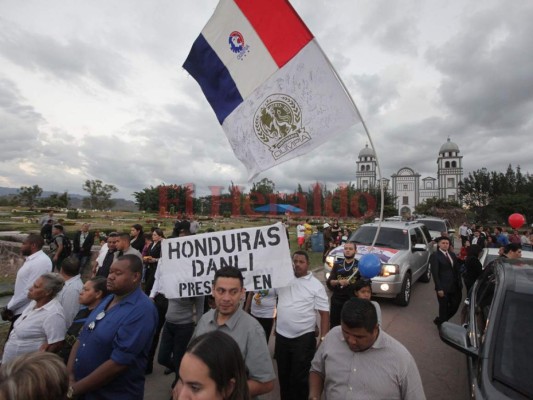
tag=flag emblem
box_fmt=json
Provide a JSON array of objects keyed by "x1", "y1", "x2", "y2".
[
  {"x1": 229, "y1": 31, "x2": 249, "y2": 60},
  {"x1": 253, "y1": 94, "x2": 310, "y2": 160}
]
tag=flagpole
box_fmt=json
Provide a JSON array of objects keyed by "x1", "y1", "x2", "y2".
[{"x1": 314, "y1": 40, "x2": 385, "y2": 250}]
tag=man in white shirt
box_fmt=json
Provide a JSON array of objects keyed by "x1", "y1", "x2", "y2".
[
  {"x1": 1, "y1": 234, "x2": 52, "y2": 330},
  {"x1": 58, "y1": 257, "x2": 83, "y2": 328},
  {"x1": 275, "y1": 250, "x2": 330, "y2": 400}
]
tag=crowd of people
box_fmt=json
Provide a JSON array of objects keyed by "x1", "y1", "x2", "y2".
[
  {"x1": 431, "y1": 222, "x2": 530, "y2": 328},
  {"x1": 0, "y1": 214, "x2": 424, "y2": 400},
  {"x1": 11, "y1": 215, "x2": 533, "y2": 398}
]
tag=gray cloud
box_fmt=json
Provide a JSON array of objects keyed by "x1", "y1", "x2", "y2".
[
  {"x1": 427, "y1": 2, "x2": 533, "y2": 131},
  {"x1": 0, "y1": 18, "x2": 130, "y2": 90}
]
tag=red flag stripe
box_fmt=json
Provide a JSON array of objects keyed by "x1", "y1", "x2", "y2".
[{"x1": 234, "y1": 0, "x2": 313, "y2": 68}]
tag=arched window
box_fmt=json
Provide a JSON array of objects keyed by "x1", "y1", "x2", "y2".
[
  {"x1": 452, "y1": 161, "x2": 457, "y2": 167},
  {"x1": 445, "y1": 161, "x2": 450, "y2": 168},
  {"x1": 361, "y1": 165, "x2": 365, "y2": 171},
  {"x1": 366, "y1": 165, "x2": 370, "y2": 171}
]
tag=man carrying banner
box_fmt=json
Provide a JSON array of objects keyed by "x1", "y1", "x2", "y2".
[
  {"x1": 187, "y1": 266, "x2": 275, "y2": 398},
  {"x1": 275, "y1": 250, "x2": 330, "y2": 400}
]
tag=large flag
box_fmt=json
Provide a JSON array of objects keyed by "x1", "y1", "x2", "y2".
[{"x1": 183, "y1": 0, "x2": 361, "y2": 179}]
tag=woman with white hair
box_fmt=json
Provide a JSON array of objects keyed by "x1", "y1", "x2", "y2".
[{"x1": 1, "y1": 273, "x2": 66, "y2": 365}]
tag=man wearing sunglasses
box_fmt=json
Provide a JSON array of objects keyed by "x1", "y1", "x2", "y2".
[{"x1": 66, "y1": 255, "x2": 158, "y2": 400}]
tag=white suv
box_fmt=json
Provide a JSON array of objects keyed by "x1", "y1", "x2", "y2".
[{"x1": 324, "y1": 221, "x2": 434, "y2": 306}]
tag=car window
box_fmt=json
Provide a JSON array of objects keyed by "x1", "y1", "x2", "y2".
[
  {"x1": 473, "y1": 271, "x2": 496, "y2": 342},
  {"x1": 350, "y1": 227, "x2": 409, "y2": 250},
  {"x1": 419, "y1": 220, "x2": 445, "y2": 232},
  {"x1": 409, "y1": 229, "x2": 418, "y2": 246},
  {"x1": 492, "y1": 291, "x2": 533, "y2": 399},
  {"x1": 414, "y1": 228, "x2": 425, "y2": 245},
  {"x1": 420, "y1": 225, "x2": 432, "y2": 243}
]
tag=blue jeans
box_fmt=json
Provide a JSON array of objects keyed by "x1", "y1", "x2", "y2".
[{"x1": 157, "y1": 321, "x2": 195, "y2": 380}]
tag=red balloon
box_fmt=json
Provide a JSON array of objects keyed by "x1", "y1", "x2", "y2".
[{"x1": 508, "y1": 213, "x2": 526, "y2": 229}]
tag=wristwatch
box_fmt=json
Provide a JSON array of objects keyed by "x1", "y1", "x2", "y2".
[
  {"x1": 320, "y1": 336, "x2": 325, "y2": 342},
  {"x1": 67, "y1": 386, "x2": 75, "y2": 399}
]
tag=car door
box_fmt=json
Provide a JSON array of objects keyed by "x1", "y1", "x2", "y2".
[
  {"x1": 408, "y1": 227, "x2": 426, "y2": 278},
  {"x1": 465, "y1": 269, "x2": 498, "y2": 396}
]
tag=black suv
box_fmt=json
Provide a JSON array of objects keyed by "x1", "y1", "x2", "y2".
[{"x1": 439, "y1": 258, "x2": 533, "y2": 399}]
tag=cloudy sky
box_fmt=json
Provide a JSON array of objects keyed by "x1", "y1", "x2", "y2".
[{"x1": 1, "y1": 0, "x2": 532, "y2": 199}]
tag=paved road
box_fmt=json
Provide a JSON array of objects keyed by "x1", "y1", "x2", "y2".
[{"x1": 144, "y1": 268, "x2": 469, "y2": 400}]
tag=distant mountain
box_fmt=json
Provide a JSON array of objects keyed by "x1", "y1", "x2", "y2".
[{"x1": 0, "y1": 187, "x2": 137, "y2": 211}]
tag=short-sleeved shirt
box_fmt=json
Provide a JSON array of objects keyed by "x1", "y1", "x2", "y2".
[
  {"x1": 297, "y1": 224, "x2": 305, "y2": 238},
  {"x1": 276, "y1": 272, "x2": 329, "y2": 338},
  {"x1": 250, "y1": 289, "x2": 277, "y2": 319},
  {"x1": 192, "y1": 308, "x2": 276, "y2": 384},
  {"x1": 74, "y1": 287, "x2": 158, "y2": 400},
  {"x1": 311, "y1": 326, "x2": 426, "y2": 400},
  {"x1": 2, "y1": 299, "x2": 66, "y2": 364},
  {"x1": 304, "y1": 223, "x2": 313, "y2": 235}
]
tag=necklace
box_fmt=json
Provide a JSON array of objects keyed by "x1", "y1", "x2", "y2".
[{"x1": 342, "y1": 259, "x2": 356, "y2": 272}]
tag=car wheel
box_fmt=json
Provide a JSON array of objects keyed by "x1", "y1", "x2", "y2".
[
  {"x1": 395, "y1": 272, "x2": 411, "y2": 306},
  {"x1": 419, "y1": 265, "x2": 431, "y2": 283}
]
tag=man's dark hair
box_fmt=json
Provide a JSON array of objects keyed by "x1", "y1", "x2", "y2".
[
  {"x1": 60, "y1": 256, "x2": 80, "y2": 277},
  {"x1": 53, "y1": 224, "x2": 64, "y2": 232},
  {"x1": 495, "y1": 227, "x2": 502, "y2": 234},
  {"x1": 108, "y1": 232, "x2": 119, "y2": 238},
  {"x1": 341, "y1": 298, "x2": 377, "y2": 332},
  {"x1": 118, "y1": 232, "x2": 131, "y2": 240},
  {"x1": 436, "y1": 236, "x2": 450, "y2": 244},
  {"x1": 214, "y1": 267, "x2": 244, "y2": 287},
  {"x1": 292, "y1": 250, "x2": 309, "y2": 263},
  {"x1": 345, "y1": 241, "x2": 357, "y2": 250},
  {"x1": 25, "y1": 233, "x2": 44, "y2": 249},
  {"x1": 504, "y1": 243, "x2": 522, "y2": 254},
  {"x1": 117, "y1": 254, "x2": 143, "y2": 274}
]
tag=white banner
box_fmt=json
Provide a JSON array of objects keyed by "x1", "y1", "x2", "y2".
[{"x1": 159, "y1": 222, "x2": 294, "y2": 298}]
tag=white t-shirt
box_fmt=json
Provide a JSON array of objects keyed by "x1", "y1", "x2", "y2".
[
  {"x1": 2, "y1": 299, "x2": 66, "y2": 364},
  {"x1": 276, "y1": 272, "x2": 329, "y2": 338},
  {"x1": 296, "y1": 224, "x2": 305, "y2": 238},
  {"x1": 250, "y1": 289, "x2": 277, "y2": 319}
]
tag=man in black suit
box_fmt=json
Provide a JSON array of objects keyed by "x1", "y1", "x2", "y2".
[
  {"x1": 430, "y1": 236, "x2": 462, "y2": 326},
  {"x1": 73, "y1": 223, "x2": 95, "y2": 274}
]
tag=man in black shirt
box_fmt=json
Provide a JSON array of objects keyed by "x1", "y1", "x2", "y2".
[{"x1": 95, "y1": 233, "x2": 118, "y2": 278}]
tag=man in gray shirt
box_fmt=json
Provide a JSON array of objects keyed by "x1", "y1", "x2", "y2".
[
  {"x1": 191, "y1": 267, "x2": 275, "y2": 398},
  {"x1": 309, "y1": 298, "x2": 426, "y2": 400},
  {"x1": 114, "y1": 233, "x2": 142, "y2": 261}
]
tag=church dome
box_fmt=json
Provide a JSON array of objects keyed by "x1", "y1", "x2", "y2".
[
  {"x1": 359, "y1": 144, "x2": 376, "y2": 158},
  {"x1": 439, "y1": 138, "x2": 460, "y2": 154}
]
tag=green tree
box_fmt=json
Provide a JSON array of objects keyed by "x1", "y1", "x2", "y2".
[
  {"x1": 458, "y1": 165, "x2": 533, "y2": 223},
  {"x1": 17, "y1": 185, "x2": 43, "y2": 209},
  {"x1": 39, "y1": 192, "x2": 69, "y2": 208},
  {"x1": 133, "y1": 186, "x2": 160, "y2": 212},
  {"x1": 82, "y1": 180, "x2": 118, "y2": 210},
  {"x1": 414, "y1": 197, "x2": 462, "y2": 215}
]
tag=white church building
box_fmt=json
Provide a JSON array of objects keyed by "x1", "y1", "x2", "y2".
[{"x1": 356, "y1": 138, "x2": 463, "y2": 217}]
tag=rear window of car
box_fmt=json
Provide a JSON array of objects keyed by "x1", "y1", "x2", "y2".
[
  {"x1": 350, "y1": 227, "x2": 409, "y2": 250},
  {"x1": 492, "y1": 291, "x2": 533, "y2": 398},
  {"x1": 418, "y1": 220, "x2": 446, "y2": 232}
]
